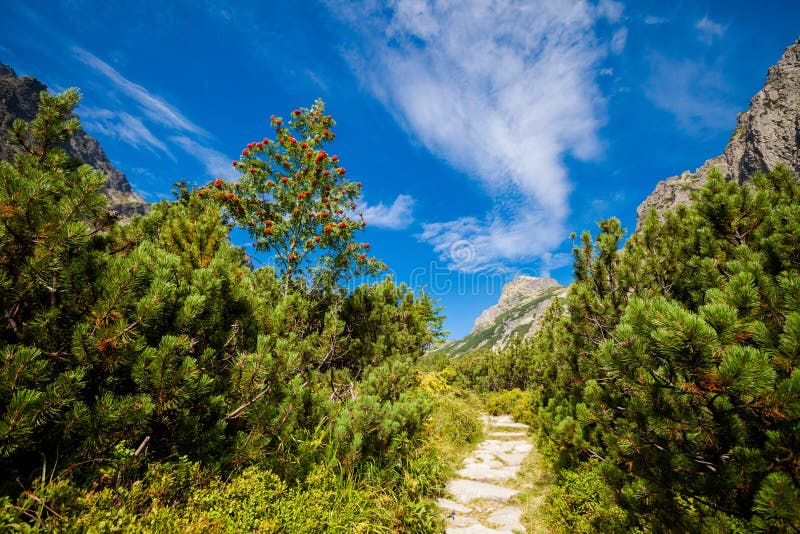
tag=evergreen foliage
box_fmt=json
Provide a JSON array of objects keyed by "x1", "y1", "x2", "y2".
[
  {"x1": 525, "y1": 167, "x2": 800, "y2": 531},
  {"x1": 442, "y1": 167, "x2": 800, "y2": 531},
  {"x1": 9, "y1": 81, "x2": 800, "y2": 533},
  {"x1": 0, "y1": 89, "x2": 451, "y2": 531}
]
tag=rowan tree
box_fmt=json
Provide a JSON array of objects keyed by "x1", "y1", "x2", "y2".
[{"x1": 202, "y1": 100, "x2": 385, "y2": 290}]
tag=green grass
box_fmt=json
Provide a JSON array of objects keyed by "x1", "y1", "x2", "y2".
[
  {"x1": 515, "y1": 442, "x2": 554, "y2": 534},
  {"x1": 4, "y1": 381, "x2": 485, "y2": 533}
]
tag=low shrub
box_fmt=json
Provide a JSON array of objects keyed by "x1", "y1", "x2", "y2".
[
  {"x1": 543, "y1": 462, "x2": 637, "y2": 534},
  {"x1": 483, "y1": 388, "x2": 535, "y2": 425}
]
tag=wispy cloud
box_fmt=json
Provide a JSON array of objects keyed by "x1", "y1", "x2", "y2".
[
  {"x1": 305, "y1": 69, "x2": 328, "y2": 91},
  {"x1": 72, "y1": 46, "x2": 207, "y2": 136},
  {"x1": 643, "y1": 15, "x2": 668, "y2": 25},
  {"x1": 596, "y1": 0, "x2": 624, "y2": 23},
  {"x1": 126, "y1": 167, "x2": 173, "y2": 201},
  {"x1": 326, "y1": 0, "x2": 621, "y2": 271},
  {"x1": 589, "y1": 190, "x2": 624, "y2": 216},
  {"x1": 419, "y1": 210, "x2": 561, "y2": 273},
  {"x1": 537, "y1": 252, "x2": 573, "y2": 277},
  {"x1": 611, "y1": 27, "x2": 628, "y2": 54},
  {"x1": 81, "y1": 107, "x2": 173, "y2": 157},
  {"x1": 361, "y1": 194, "x2": 415, "y2": 230},
  {"x1": 695, "y1": 16, "x2": 726, "y2": 44},
  {"x1": 645, "y1": 53, "x2": 736, "y2": 135},
  {"x1": 71, "y1": 46, "x2": 243, "y2": 185},
  {"x1": 171, "y1": 136, "x2": 237, "y2": 180}
]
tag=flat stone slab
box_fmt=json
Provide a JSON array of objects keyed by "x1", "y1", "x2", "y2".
[
  {"x1": 496, "y1": 452, "x2": 527, "y2": 466},
  {"x1": 487, "y1": 415, "x2": 519, "y2": 426},
  {"x1": 447, "y1": 479, "x2": 519, "y2": 504},
  {"x1": 488, "y1": 506, "x2": 525, "y2": 532},
  {"x1": 489, "y1": 431, "x2": 528, "y2": 438},
  {"x1": 477, "y1": 439, "x2": 532, "y2": 455},
  {"x1": 457, "y1": 463, "x2": 520, "y2": 482},
  {"x1": 491, "y1": 441, "x2": 532, "y2": 454},
  {"x1": 466, "y1": 455, "x2": 504, "y2": 468},
  {"x1": 447, "y1": 524, "x2": 511, "y2": 534},
  {"x1": 438, "y1": 498, "x2": 472, "y2": 514}
]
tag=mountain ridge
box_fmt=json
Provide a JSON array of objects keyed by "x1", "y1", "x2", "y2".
[
  {"x1": 430, "y1": 276, "x2": 567, "y2": 357},
  {"x1": 0, "y1": 61, "x2": 148, "y2": 216},
  {"x1": 636, "y1": 37, "x2": 800, "y2": 227}
]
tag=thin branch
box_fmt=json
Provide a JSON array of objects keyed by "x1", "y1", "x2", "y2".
[
  {"x1": 134, "y1": 436, "x2": 150, "y2": 457},
  {"x1": 225, "y1": 384, "x2": 272, "y2": 420}
]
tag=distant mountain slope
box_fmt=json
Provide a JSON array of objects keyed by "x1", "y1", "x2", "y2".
[
  {"x1": 430, "y1": 276, "x2": 567, "y2": 357},
  {"x1": 636, "y1": 37, "x2": 800, "y2": 228},
  {"x1": 0, "y1": 62, "x2": 147, "y2": 216}
]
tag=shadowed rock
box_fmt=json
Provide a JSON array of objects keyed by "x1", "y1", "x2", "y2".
[{"x1": 0, "y1": 61, "x2": 148, "y2": 216}]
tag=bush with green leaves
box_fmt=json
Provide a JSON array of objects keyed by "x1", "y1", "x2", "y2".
[
  {"x1": 0, "y1": 88, "x2": 448, "y2": 530},
  {"x1": 542, "y1": 461, "x2": 639, "y2": 534},
  {"x1": 447, "y1": 335, "x2": 543, "y2": 393},
  {"x1": 529, "y1": 167, "x2": 800, "y2": 531}
]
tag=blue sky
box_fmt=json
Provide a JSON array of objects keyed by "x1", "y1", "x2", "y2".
[{"x1": 2, "y1": 1, "x2": 799, "y2": 338}]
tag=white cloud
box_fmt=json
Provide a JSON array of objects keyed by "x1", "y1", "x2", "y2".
[
  {"x1": 645, "y1": 53, "x2": 736, "y2": 134},
  {"x1": 326, "y1": 0, "x2": 620, "y2": 271},
  {"x1": 611, "y1": 27, "x2": 628, "y2": 54},
  {"x1": 595, "y1": 0, "x2": 624, "y2": 23},
  {"x1": 72, "y1": 46, "x2": 207, "y2": 136},
  {"x1": 643, "y1": 15, "x2": 668, "y2": 25},
  {"x1": 71, "y1": 47, "x2": 242, "y2": 186},
  {"x1": 171, "y1": 136, "x2": 237, "y2": 180},
  {"x1": 305, "y1": 69, "x2": 328, "y2": 91},
  {"x1": 81, "y1": 107, "x2": 173, "y2": 157},
  {"x1": 537, "y1": 252, "x2": 573, "y2": 277},
  {"x1": 591, "y1": 198, "x2": 609, "y2": 212},
  {"x1": 419, "y1": 209, "x2": 560, "y2": 273},
  {"x1": 589, "y1": 191, "x2": 623, "y2": 215},
  {"x1": 361, "y1": 194, "x2": 415, "y2": 230},
  {"x1": 695, "y1": 16, "x2": 726, "y2": 44}
]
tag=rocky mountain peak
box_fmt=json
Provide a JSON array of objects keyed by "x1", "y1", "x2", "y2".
[
  {"x1": 636, "y1": 37, "x2": 800, "y2": 227},
  {"x1": 766, "y1": 36, "x2": 800, "y2": 85},
  {"x1": 0, "y1": 61, "x2": 147, "y2": 216},
  {"x1": 0, "y1": 63, "x2": 15, "y2": 78},
  {"x1": 471, "y1": 276, "x2": 559, "y2": 333},
  {"x1": 429, "y1": 275, "x2": 566, "y2": 357}
]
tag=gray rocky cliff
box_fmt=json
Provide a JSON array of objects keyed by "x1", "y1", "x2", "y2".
[
  {"x1": 471, "y1": 276, "x2": 560, "y2": 334},
  {"x1": 430, "y1": 276, "x2": 567, "y2": 357},
  {"x1": 636, "y1": 37, "x2": 800, "y2": 227},
  {"x1": 0, "y1": 62, "x2": 148, "y2": 216}
]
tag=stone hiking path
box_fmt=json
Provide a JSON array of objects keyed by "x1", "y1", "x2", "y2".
[{"x1": 437, "y1": 415, "x2": 534, "y2": 533}]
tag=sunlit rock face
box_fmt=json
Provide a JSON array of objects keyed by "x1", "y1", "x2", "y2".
[
  {"x1": 432, "y1": 276, "x2": 567, "y2": 357},
  {"x1": 637, "y1": 38, "x2": 800, "y2": 228}
]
